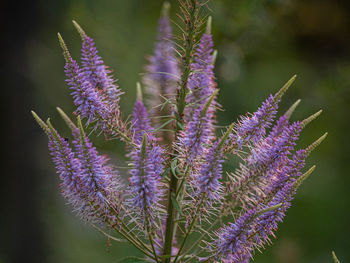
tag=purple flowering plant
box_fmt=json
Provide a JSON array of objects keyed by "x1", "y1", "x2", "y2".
[{"x1": 32, "y1": 1, "x2": 328, "y2": 262}]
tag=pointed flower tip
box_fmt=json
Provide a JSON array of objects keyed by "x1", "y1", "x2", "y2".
[
  {"x1": 72, "y1": 20, "x2": 87, "y2": 39},
  {"x1": 276, "y1": 75, "x2": 297, "y2": 100},
  {"x1": 76, "y1": 115, "x2": 83, "y2": 130},
  {"x1": 46, "y1": 118, "x2": 52, "y2": 127},
  {"x1": 57, "y1": 33, "x2": 71, "y2": 62},
  {"x1": 258, "y1": 203, "x2": 282, "y2": 217},
  {"x1": 293, "y1": 165, "x2": 316, "y2": 191},
  {"x1": 219, "y1": 123, "x2": 235, "y2": 149},
  {"x1": 285, "y1": 99, "x2": 301, "y2": 119},
  {"x1": 332, "y1": 251, "x2": 340, "y2": 263},
  {"x1": 301, "y1": 109, "x2": 323, "y2": 128},
  {"x1": 306, "y1": 132, "x2": 327, "y2": 155},
  {"x1": 212, "y1": 50, "x2": 218, "y2": 65},
  {"x1": 136, "y1": 82, "x2": 143, "y2": 102},
  {"x1": 31, "y1": 111, "x2": 50, "y2": 134},
  {"x1": 56, "y1": 107, "x2": 77, "y2": 131},
  {"x1": 76, "y1": 115, "x2": 86, "y2": 141},
  {"x1": 206, "y1": 16, "x2": 212, "y2": 34},
  {"x1": 45, "y1": 118, "x2": 60, "y2": 141},
  {"x1": 202, "y1": 89, "x2": 219, "y2": 116},
  {"x1": 161, "y1": 1, "x2": 171, "y2": 17}
]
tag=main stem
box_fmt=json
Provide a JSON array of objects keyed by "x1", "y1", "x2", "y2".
[{"x1": 162, "y1": 1, "x2": 198, "y2": 262}]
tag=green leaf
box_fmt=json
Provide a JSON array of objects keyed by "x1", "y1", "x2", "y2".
[
  {"x1": 115, "y1": 257, "x2": 151, "y2": 263},
  {"x1": 171, "y1": 193, "x2": 182, "y2": 215}
]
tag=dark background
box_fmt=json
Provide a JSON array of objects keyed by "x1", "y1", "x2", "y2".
[{"x1": 2, "y1": 0, "x2": 349, "y2": 262}]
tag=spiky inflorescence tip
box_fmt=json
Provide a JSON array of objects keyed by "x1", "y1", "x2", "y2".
[
  {"x1": 136, "y1": 82, "x2": 143, "y2": 102},
  {"x1": 293, "y1": 165, "x2": 316, "y2": 191},
  {"x1": 301, "y1": 109, "x2": 323, "y2": 128},
  {"x1": 31, "y1": 111, "x2": 50, "y2": 135},
  {"x1": 56, "y1": 107, "x2": 77, "y2": 131},
  {"x1": 57, "y1": 33, "x2": 71, "y2": 62},
  {"x1": 332, "y1": 251, "x2": 341, "y2": 263},
  {"x1": 305, "y1": 132, "x2": 328, "y2": 155},
  {"x1": 257, "y1": 203, "x2": 282, "y2": 217},
  {"x1": 275, "y1": 75, "x2": 297, "y2": 100},
  {"x1": 206, "y1": 16, "x2": 212, "y2": 34},
  {"x1": 162, "y1": 1, "x2": 171, "y2": 17},
  {"x1": 72, "y1": 20, "x2": 87, "y2": 39},
  {"x1": 285, "y1": 99, "x2": 301, "y2": 119}
]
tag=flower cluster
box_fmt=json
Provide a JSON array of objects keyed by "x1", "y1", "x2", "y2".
[{"x1": 32, "y1": 1, "x2": 326, "y2": 262}]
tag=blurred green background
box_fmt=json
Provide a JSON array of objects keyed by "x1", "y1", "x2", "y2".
[{"x1": 2, "y1": 0, "x2": 349, "y2": 262}]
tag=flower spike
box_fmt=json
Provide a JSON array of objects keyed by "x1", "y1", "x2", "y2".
[
  {"x1": 194, "y1": 123, "x2": 234, "y2": 203},
  {"x1": 131, "y1": 83, "x2": 154, "y2": 144},
  {"x1": 128, "y1": 134, "x2": 164, "y2": 224},
  {"x1": 31, "y1": 111, "x2": 49, "y2": 135},
  {"x1": 57, "y1": 32, "x2": 71, "y2": 62},
  {"x1": 332, "y1": 251, "x2": 341, "y2": 263},
  {"x1": 233, "y1": 75, "x2": 297, "y2": 148},
  {"x1": 56, "y1": 107, "x2": 77, "y2": 131},
  {"x1": 35, "y1": 4, "x2": 327, "y2": 261},
  {"x1": 143, "y1": 2, "x2": 179, "y2": 118},
  {"x1": 305, "y1": 132, "x2": 328, "y2": 155},
  {"x1": 275, "y1": 74, "x2": 297, "y2": 100},
  {"x1": 73, "y1": 20, "x2": 123, "y2": 108},
  {"x1": 300, "y1": 109, "x2": 323, "y2": 128},
  {"x1": 285, "y1": 99, "x2": 301, "y2": 119},
  {"x1": 292, "y1": 165, "x2": 316, "y2": 191},
  {"x1": 72, "y1": 20, "x2": 87, "y2": 38},
  {"x1": 180, "y1": 89, "x2": 218, "y2": 161}
]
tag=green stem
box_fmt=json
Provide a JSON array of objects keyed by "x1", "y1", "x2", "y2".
[
  {"x1": 162, "y1": 1, "x2": 199, "y2": 262},
  {"x1": 146, "y1": 219, "x2": 160, "y2": 263}
]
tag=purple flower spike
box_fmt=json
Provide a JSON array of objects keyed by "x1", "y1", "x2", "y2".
[
  {"x1": 248, "y1": 121, "x2": 302, "y2": 172},
  {"x1": 268, "y1": 114, "x2": 289, "y2": 139},
  {"x1": 181, "y1": 106, "x2": 213, "y2": 161},
  {"x1": 229, "y1": 121, "x2": 302, "y2": 210},
  {"x1": 48, "y1": 130, "x2": 83, "y2": 208},
  {"x1": 73, "y1": 21, "x2": 122, "y2": 108},
  {"x1": 186, "y1": 32, "x2": 217, "y2": 121},
  {"x1": 252, "y1": 183, "x2": 295, "y2": 247},
  {"x1": 264, "y1": 149, "x2": 307, "y2": 198},
  {"x1": 180, "y1": 90, "x2": 218, "y2": 161},
  {"x1": 235, "y1": 94, "x2": 279, "y2": 148},
  {"x1": 81, "y1": 35, "x2": 122, "y2": 104},
  {"x1": 144, "y1": 3, "x2": 179, "y2": 112},
  {"x1": 232, "y1": 76, "x2": 296, "y2": 149},
  {"x1": 72, "y1": 123, "x2": 122, "y2": 222},
  {"x1": 132, "y1": 98, "x2": 153, "y2": 144},
  {"x1": 195, "y1": 140, "x2": 225, "y2": 202},
  {"x1": 64, "y1": 57, "x2": 108, "y2": 125},
  {"x1": 128, "y1": 135, "x2": 164, "y2": 223},
  {"x1": 212, "y1": 209, "x2": 256, "y2": 263}
]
